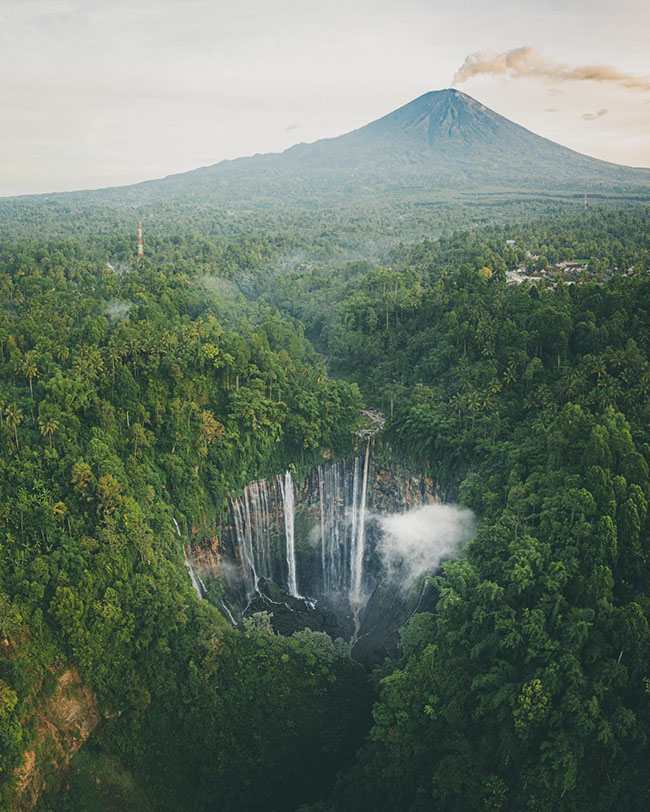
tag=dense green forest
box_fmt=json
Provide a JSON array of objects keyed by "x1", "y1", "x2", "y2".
[
  {"x1": 0, "y1": 195, "x2": 610, "y2": 260},
  {"x1": 292, "y1": 208, "x2": 650, "y2": 811},
  {"x1": 0, "y1": 239, "x2": 366, "y2": 811},
  {"x1": 1, "y1": 204, "x2": 650, "y2": 811}
]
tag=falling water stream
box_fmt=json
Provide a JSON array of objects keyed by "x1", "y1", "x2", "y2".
[
  {"x1": 350, "y1": 438, "x2": 372, "y2": 643},
  {"x1": 224, "y1": 445, "x2": 373, "y2": 630},
  {"x1": 181, "y1": 435, "x2": 395, "y2": 646},
  {"x1": 280, "y1": 471, "x2": 300, "y2": 598},
  {"x1": 176, "y1": 516, "x2": 238, "y2": 624},
  {"x1": 175, "y1": 517, "x2": 206, "y2": 599}
]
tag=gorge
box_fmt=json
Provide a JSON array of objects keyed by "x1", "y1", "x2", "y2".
[{"x1": 182, "y1": 447, "x2": 476, "y2": 659}]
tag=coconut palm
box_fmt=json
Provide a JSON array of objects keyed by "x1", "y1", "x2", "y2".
[
  {"x1": 38, "y1": 416, "x2": 60, "y2": 448},
  {"x1": 22, "y1": 351, "x2": 39, "y2": 397},
  {"x1": 5, "y1": 405, "x2": 23, "y2": 450}
]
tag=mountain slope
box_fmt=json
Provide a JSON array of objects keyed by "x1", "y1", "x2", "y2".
[
  {"x1": 5, "y1": 89, "x2": 650, "y2": 210},
  {"x1": 119, "y1": 89, "x2": 650, "y2": 204}
]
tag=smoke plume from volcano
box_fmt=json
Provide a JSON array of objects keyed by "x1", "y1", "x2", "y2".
[{"x1": 453, "y1": 46, "x2": 650, "y2": 93}]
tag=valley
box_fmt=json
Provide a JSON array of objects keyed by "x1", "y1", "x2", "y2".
[{"x1": 1, "y1": 89, "x2": 650, "y2": 812}]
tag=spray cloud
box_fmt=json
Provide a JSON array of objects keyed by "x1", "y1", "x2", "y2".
[
  {"x1": 453, "y1": 46, "x2": 650, "y2": 93},
  {"x1": 378, "y1": 503, "x2": 476, "y2": 588},
  {"x1": 105, "y1": 300, "x2": 132, "y2": 319}
]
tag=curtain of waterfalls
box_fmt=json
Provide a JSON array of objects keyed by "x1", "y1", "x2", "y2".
[{"x1": 223, "y1": 449, "x2": 373, "y2": 607}]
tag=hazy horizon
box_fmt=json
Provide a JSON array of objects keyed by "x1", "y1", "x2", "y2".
[
  {"x1": 3, "y1": 85, "x2": 650, "y2": 200},
  {"x1": 2, "y1": 0, "x2": 650, "y2": 196}
]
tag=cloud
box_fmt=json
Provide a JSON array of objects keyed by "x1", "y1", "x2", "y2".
[
  {"x1": 453, "y1": 46, "x2": 650, "y2": 92},
  {"x1": 581, "y1": 108, "x2": 609, "y2": 121},
  {"x1": 377, "y1": 504, "x2": 476, "y2": 589}
]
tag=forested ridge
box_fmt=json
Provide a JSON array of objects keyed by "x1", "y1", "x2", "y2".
[
  {"x1": 293, "y1": 211, "x2": 650, "y2": 811},
  {"x1": 1, "y1": 205, "x2": 650, "y2": 811},
  {"x1": 0, "y1": 239, "x2": 366, "y2": 811}
]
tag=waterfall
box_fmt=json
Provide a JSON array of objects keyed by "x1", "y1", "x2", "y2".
[
  {"x1": 257, "y1": 480, "x2": 272, "y2": 577},
  {"x1": 349, "y1": 458, "x2": 360, "y2": 591},
  {"x1": 231, "y1": 493, "x2": 259, "y2": 597},
  {"x1": 185, "y1": 558, "x2": 205, "y2": 599},
  {"x1": 230, "y1": 477, "x2": 290, "y2": 598},
  {"x1": 173, "y1": 518, "x2": 240, "y2": 625},
  {"x1": 222, "y1": 452, "x2": 376, "y2": 610},
  {"x1": 174, "y1": 422, "x2": 466, "y2": 650},
  {"x1": 280, "y1": 471, "x2": 300, "y2": 597},
  {"x1": 351, "y1": 438, "x2": 372, "y2": 606},
  {"x1": 318, "y1": 464, "x2": 327, "y2": 592},
  {"x1": 220, "y1": 600, "x2": 238, "y2": 626},
  {"x1": 174, "y1": 518, "x2": 206, "y2": 600},
  {"x1": 246, "y1": 480, "x2": 272, "y2": 579},
  {"x1": 314, "y1": 454, "x2": 373, "y2": 603}
]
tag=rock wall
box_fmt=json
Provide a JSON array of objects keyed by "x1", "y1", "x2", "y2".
[
  {"x1": 184, "y1": 457, "x2": 450, "y2": 640},
  {"x1": 14, "y1": 667, "x2": 100, "y2": 811}
]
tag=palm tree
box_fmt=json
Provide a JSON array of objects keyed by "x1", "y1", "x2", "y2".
[
  {"x1": 564, "y1": 370, "x2": 586, "y2": 400},
  {"x1": 466, "y1": 390, "x2": 481, "y2": 429},
  {"x1": 38, "y1": 416, "x2": 60, "y2": 448},
  {"x1": 22, "y1": 351, "x2": 39, "y2": 397},
  {"x1": 5, "y1": 405, "x2": 23, "y2": 450},
  {"x1": 106, "y1": 344, "x2": 123, "y2": 379},
  {"x1": 73, "y1": 349, "x2": 104, "y2": 382},
  {"x1": 591, "y1": 357, "x2": 607, "y2": 380},
  {"x1": 503, "y1": 362, "x2": 518, "y2": 385},
  {"x1": 596, "y1": 377, "x2": 623, "y2": 410},
  {"x1": 57, "y1": 345, "x2": 70, "y2": 365},
  {"x1": 127, "y1": 335, "x2": 142, "y2": 368}
]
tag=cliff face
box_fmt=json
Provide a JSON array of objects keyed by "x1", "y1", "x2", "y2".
[
  {"x1": 189, "y1": 458, "x2": 446, "y2": 567},
  {"x1": 366, "y1": 461, "x2": 446, "y2": 514},
  {"x1": 14, "y1": 667, "x2": 100, "y2": 811},
  {"x1": 187, "y1": 458, "x2": 446, "y2": 601},
  {"x1": 184, "y1": 457, "x2": 452, "y2": 660}
]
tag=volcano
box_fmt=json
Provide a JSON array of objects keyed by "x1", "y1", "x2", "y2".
[
  {"x1": 113, "y1": 88, "x2": 650, "y2": 204},
  {"x1": 4, "y1": 89, "x2": 650, "y2": 208}
]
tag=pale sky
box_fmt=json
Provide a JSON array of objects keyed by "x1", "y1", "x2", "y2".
[{"x1": 1, "y1": 0, "x2": 649, "y2": 196}]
